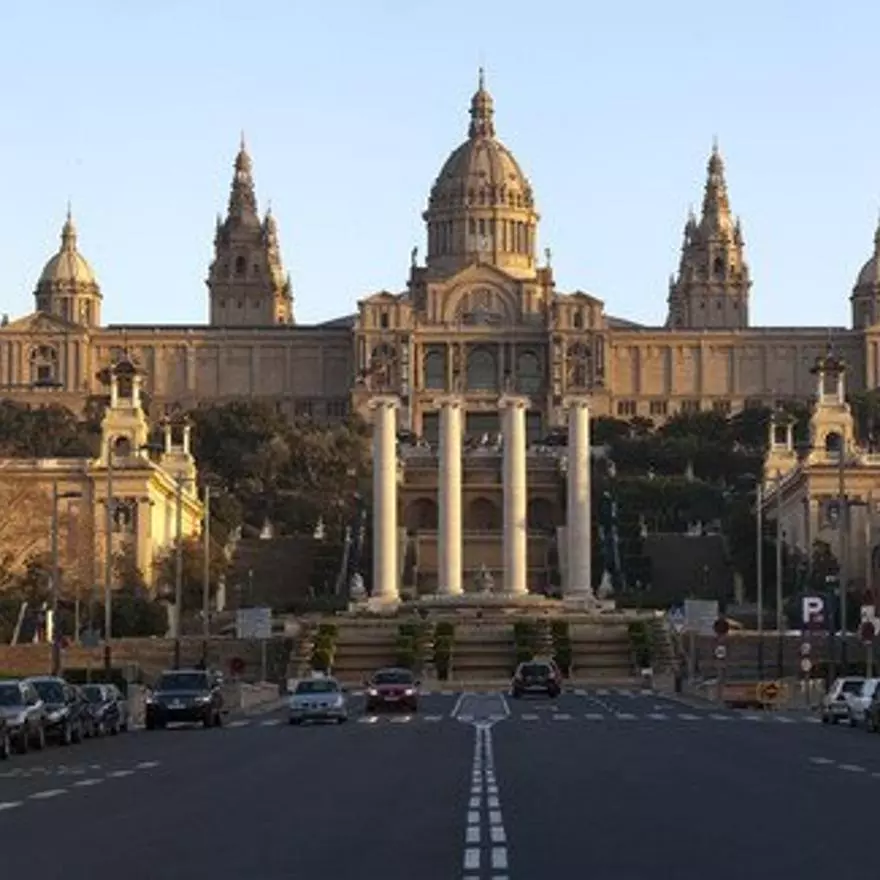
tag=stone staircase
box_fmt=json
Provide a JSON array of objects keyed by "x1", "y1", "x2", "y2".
[
  {"x1": 449, "y1": 625, "x2": 517, "y2": 682},
  {"x1": 568, "y1": 623, "x2": 634, "y2": 678},
  {"x1": 330, "y1": 622, "x2": 398, "y2": 685}
]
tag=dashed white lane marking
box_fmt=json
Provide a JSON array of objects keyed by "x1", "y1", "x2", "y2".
[
  {"x1": 107, "y1": 770, "x2": 134, "y2": 778},
  {"x1": 774, "y1": 715, "x2": 794, "y2": 723},
  {"x1": 491, "y1": 825, "x2": 507, "y2": 843},
  {"x1": 552, "y1": 713, "x2": 571, "y2": 721},
  {"x1": 574, "y1": 689, "x2": 587, "y2": 696},
  {"x1": 492, "y1": 847, "x2": 509, "y2": 869},
  {"x1": 29, "y1": 789, "x2": 66, "y2": 800},
  {"x1": 648, "y1": 713, "x2": 668, "y2": 720},
  {"x1": 521, "y1": 713, "x2": 539, "y2": 721},
  {"x1": 0, "y1": 801, "x2": 23, "y2": 811},
  {"x1": 809, "y1": 757, "x2": 834, "y2": 765},
  {"x1": 466, "y1": 826, "x2": 480, "y2": 844},
  {"x1": 709, "y1": 713, "x2": 730, "y2": 721},
  {"x1": 616, "y1": 713, "x2": 636, "y2": 720},
  {"x1": 72, "y1": 778, "x2": 103, "y2": 787},
  {"x1": 744, "y1": 715, "x2": 762, "y2": 721},
  {"x1": 390, "y1": 715, "x2": 412, "y2": 724},
  {"x1": 424, "y1": 715, "x2": 443, "y2": 722},
  {"x1": 463, "y1": 848, "x2": 480, "y2": 870},
  {"x1": 135, "y1": 761, "x2": 160, "y2": 770},
  {"x1": 585, "y1": 712, "x2": 605, "y2": 721},
  {"x1": 839, "y1": 764, "x2": 866, "y2": 773},
  {"x1": 358, "y1": 716, "x2": 378, "y2": 724},
  {"x1": 678, "y1": 713, "x2": 700, "y2": 720},
  {"x1": 596, "y1": 688, "x2": 609, "y2": 695},
  {"x1": 260, "y1": 718, "x2": 281, "y2": 727},
  {"x1": 227, "y1": 720, "x2": 249, "y2": 728}
]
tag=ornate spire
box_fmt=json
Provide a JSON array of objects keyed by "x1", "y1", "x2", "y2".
[
  {"x1": 61, "y1": 202, "x2": 77, "y2": 251},
  {"x1": 700, "y1": 140, "x2": 733, "y2": 237},
  {"x1": 468, "y1": 67, "x2": 495, "y2": 139},
  {"x1": 227, "y1": 134, "x2": 258, "y2": 222}
]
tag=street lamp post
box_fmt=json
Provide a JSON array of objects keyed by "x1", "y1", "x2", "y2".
[
  {"x1": 50, "y1": 482, "x2": 82, "y2": 676},
  {"x1": 756, "y1": 479, "x2": 764, "y2": 678},
  {"x1": 104, "y1": 437, "x2": 115, "y2": 675},
  {"x1": 173, "y1": 475, "x2": 185, "y2": 669},
  {"x1": 201, "y1": 484, "x2": 211, "y2": 667},
  {"x1": 775, "y1": 472, "x2": 785, "y2": 679}
]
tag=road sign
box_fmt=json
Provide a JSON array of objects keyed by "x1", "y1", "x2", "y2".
[
  {"x1": 757, "y1": 680, "x2": 784, "y2": 703},
  {"x1": 800, "y1": 642, "x2": 811, "y2": 657},
  {"x1": 230, "y1": 656, "x2": 245, "y2": 676},
  {"x1": 667, "y1": 607, "x2": 686, "y2": 634},
  {"x1": 802, "y1": 595, "x2": 825, "y2": 627},
  {"x1": 714, "y1": 644, "x2": 727, "y2": 660},
  {"x1": 684, "y1": 599, "x2": 719, "y2": 636},
  {"x1": 235, "y1": 606, "x2": 272, "y2": 640},
  {"x1": 800, "y1": 658, "x2": 813, "y2": 674},
  {"x1": 713, "y1": 617, "x2": 730, "y2": 637},
  {"x1": 860, "y1": 620, "x2": 876, "y2": 644}
]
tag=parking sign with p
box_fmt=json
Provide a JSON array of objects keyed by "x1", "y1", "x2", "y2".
[{"x1": 802, "y1": 595, "x2": 825, "y2": 629}]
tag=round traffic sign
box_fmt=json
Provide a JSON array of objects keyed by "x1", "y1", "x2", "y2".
[
  {"x1": 713, "y1": 617, "x2": 730, "y2": 637},
  {"x1": 800, "y1": 642, "x2": 811, "y2": 657},
  {"x1": 230, "y1": 656, "x2": 245, "y2": 675},
  {"x1": 800, "y1": 658, "x2": 812, "y2": 674},
  {"x1": 860, "y1": 620, "x2": 876, "y2": 643},
  {"x1": 714, "y1": 644, "x2": 727, "y2": 660}
]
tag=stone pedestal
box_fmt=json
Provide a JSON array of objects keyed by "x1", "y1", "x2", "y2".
[
  {"x1": 370, "y1": 395, "x2": 400, "y2": 606},
  {"x1": 499, "y1": 394, "x2": 529, "y2": 595},
  {"x1": 564, "y1": 397, "x2": 593, "y2": 599},
  {"x1": 436, "y1": 395, "x2": 464, "y2": 596}
]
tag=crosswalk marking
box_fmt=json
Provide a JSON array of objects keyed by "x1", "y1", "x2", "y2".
[
  {"x1": 647, "y1": 713, "x2": 668, "y2": 720},
  {"x1": 521, "y1": 713, "x2": 539, "y2": 721},
  {"x1": 678, "y1": 713, "x2": 700, "y2": 720},
  {"x1": 552, "y1": 713, "x2": 572, "y2": 721},
  {"x1": 584, "y1": 712, "x2": 605, "y2": 721},
  {"x1": 260, "y1": 718, "x2": 281, "y2": 727},
  {"x1": 616, "y1": 713, "x2": 636, "y2": 720}
]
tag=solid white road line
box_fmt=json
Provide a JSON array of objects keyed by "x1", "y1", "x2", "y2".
[
  {"x1": 29, "y1": 789, "x2": 66, "y2": 799},
  {"x1": 389, "y1": 716, "x2": 411, "y2": 723},
  {"x1": 450, "y1": 692, "x2": 466, "y2": 717}
]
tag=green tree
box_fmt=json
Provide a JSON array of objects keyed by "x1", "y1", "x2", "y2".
[
  {"x1": 153, "y1": 536, "x2": 230, "y2": 613},
  {"x1": 0, "y1": 400, "x2": 99, "y2": 457}
]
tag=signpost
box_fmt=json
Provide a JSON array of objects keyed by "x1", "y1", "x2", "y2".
[
  {"x1": 683, "y1": 599, "x2": 719, "y2": 682},
  {"x1": 235, "y1": 607, "x2": 272, "y2": 682},
  {"x1": 713, "y1": 616, "x2": 729, "y2": 703}
]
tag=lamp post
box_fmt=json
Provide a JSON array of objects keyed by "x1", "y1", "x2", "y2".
[
  {"x1": 173, "y1": 474, "x2": 184, "y2": 669},
  {"x1": 50, "y1": 482, "x2": 83, "y2": 676},
  {"x1": 775, "y1": 472, "x2": 785, "y2": 679},
  {"x1": 201, "y1": 484, "x2": 211, "y2": 667},
  {"x1": 756, "y1": 479, "x2": 764, "y2": 678},
  {"x1": 103, "y1": 435, "x2": 115, "y2": 675}
]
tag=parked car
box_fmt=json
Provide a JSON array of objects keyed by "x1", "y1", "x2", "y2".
[
  {"x1": 81, "y1": 683, "x2": 129, "y2": 735},
  {"x1": 510, "y1": 659, "x2": 562, "y2": 699},
  {"x1": 0, "y1": 716, "x2": 10, "y2": 760},
  {"x1": 365, "y1": 668, "x2": 420, "y2": 713},
  {"x1": 866, "y1": 688, "x2": 880, "y2": 732},
  {"x1": 25, "y1": 677, "x2": 94, "y2": 744},
  {"x1": 846, "y1": 678, "x2": 880, "y2": 727},
  {"x1": 288, "y1": 675, "x2": 348, "y2": 725},
  {"x1": 145, "y1": 669, "x2": 225, "y2": 729},
  {"x1": 0, "y1": 679, "x2": 47, "y2": 752},
  {"x1": 820, "y1": 677, "x2": 865, "y2": 724}
]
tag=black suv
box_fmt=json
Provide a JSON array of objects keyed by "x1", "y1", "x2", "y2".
[
  {"x1": 145, "y1": 669, "x2": 225, "y2": 729},
  {"x1": 511, "y1": 660, "x2": 562, "y2": 699},
  {"x1": 26, "y1": 676, "x2": 94, "y2": 745}
]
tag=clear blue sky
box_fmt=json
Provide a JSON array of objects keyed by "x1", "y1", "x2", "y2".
[{"x1": 2, "y1": 0, "x2": 878, "y2": 329}]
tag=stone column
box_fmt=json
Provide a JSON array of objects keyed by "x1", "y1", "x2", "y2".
[
  {"x1": 499, "y1": 394, "x2": 529, "y2": 595},
  {"x1": 436, "y1": 395, "x2": 464, "y2": 595},
  {"x1": 370, "y1": 395, "x2": 400, "y2": 605},
  {"x1": 564, "y1": 397, "x2": 593, "y2": 599}
]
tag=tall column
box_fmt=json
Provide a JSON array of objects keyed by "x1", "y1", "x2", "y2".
[
  {"x1": 564, "y1": 397, "x2": 593, "y2": 598},
  {"x1": 436, "y1": 395, "x2": 464, "y2": 595},
  {"x1": 499, "y1": 394, "x2": 529, "y2": 595},
  {"x1": 370, "y1": 395, "x2": 400, "y2": 604}
]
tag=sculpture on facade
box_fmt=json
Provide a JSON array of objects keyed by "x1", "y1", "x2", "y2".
[
  {"x1": 473, "y1": 564, "x2": 494, "y2": 594},
  {"x1": 597, "y1": 477, "x2": 624, "y2": 598}
]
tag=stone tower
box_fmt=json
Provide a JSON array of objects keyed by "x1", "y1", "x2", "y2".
[
  {"x1": 34, "y1": 207, "x2": 102, "y2": 327},
  {"x1": 850, "y1": 218, "x2": 880, "y2": 329},
  {"x1": 422, "y1": 69, "x2": 540, "y2": 281},
  {"x1": 206, "y1": 137, "x2": 294, "y2": 326},
  {"x1": 666, "y1": 143, "x2": 751, "y2": 329}
]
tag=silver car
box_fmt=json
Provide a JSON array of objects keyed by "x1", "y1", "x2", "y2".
[
  {"x1": 288, "y1": 676, "x2": 348, "y2": 725},
  {"x1": 0, "y1": 679, "x2": 48, "y2": 752}
]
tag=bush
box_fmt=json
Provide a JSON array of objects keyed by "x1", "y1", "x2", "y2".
[
  {"x1": 550, "y1": 619, "x2": 572, "y2": 677},
  {"x1": 433, "y1": 622, "x2": 455, "y2": 680},
  {"x1": 310, "y1": 623, "x2": 339, "y2": 672},
  {"x1": 512, "y1": 620, "x2": 538, "y2": 670},
  {"x1": 627, "y1": 620, "x2": 653, "y2": 669}
]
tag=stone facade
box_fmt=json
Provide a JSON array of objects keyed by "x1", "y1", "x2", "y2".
[{"x1": 4, "y1": 74, "x2": 880, "y2": 593}]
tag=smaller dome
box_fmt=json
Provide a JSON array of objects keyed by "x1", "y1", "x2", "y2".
[
  {"x1": 38, "y1": 210, "x2": 98, "y2": 286},
  {"x1": 855, "y1": 220, "x2": 880, "y2": 288}
]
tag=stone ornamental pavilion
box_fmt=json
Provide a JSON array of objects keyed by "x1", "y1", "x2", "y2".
[{"x1": 4, "y1": 72, "x2": 880, "y2": 592}]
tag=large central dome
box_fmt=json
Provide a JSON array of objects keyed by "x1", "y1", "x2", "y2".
[{"x1": 423, "y1": 71, "x2": 540, "y2": 279}]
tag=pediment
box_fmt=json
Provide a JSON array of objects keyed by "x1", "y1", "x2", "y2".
[
  {"x1": 563, "y1": 290, "x2": 606, "y2": 311},
  {"x1": 359, "y1": 290, "x2": 403, "y2": 306},
  {"x1": 441, "y1": 261, "x2": 521, "y2": 290},
  {"x1": 0, "y1": 310, "x2": 85, "y2": 335}
]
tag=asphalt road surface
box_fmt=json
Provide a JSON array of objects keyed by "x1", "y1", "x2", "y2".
[{"x1": 2, "y1": 687, "x2": 879, "y2": 879}]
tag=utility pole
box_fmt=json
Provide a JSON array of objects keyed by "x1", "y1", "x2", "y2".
[
  {"x1": 104, "y1": 438, "x2": 114, "y2": 675},
  {"x1": 201, "y1": 484, "x2": 211, "y2": 667},
  {"x1": 173, "y1": 475, "x2": 184, "y2": 669},
  {"x1": 50, "y1": 482, "x2": 61, "y2": 676},
  {"x1": 756, "y1": 479, "x2": 764, "y2": 678},
  {"x1": 837, "y1": 430, "x2": 848, "y2": 672},
  {"x1": 775, "y1": 471, "x2": 784, "y2": 679}
]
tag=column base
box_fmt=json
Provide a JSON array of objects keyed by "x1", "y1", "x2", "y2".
[{"x1": 365, "y1": 595, "x2": 400, "y2": 614}]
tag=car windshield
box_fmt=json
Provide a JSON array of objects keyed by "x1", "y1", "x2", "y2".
[
  {"x1": 296, "y1": 680, "x2": 339, "y2": 695},
  {"x1": 82, "y1": 686, "x2": 105, "y2": 703},
  {"x1": 520, "y1": 663, "x2": 551, "y2": 677},
  {"x1": 31, "y1": 680, "x2": 65, "y2": 703},
  {"x1": 373, "y1": 670, "x2": 413, "y2": 685},
  {"x1": 840, "y1": 679, "x2": 864, "y2": 695},
  {"x1": 0, "y1": 685, "x2": 23, "y2": 706},
  {"x1": 157, "y1": 673, "x2": 209, "y2": 692}
]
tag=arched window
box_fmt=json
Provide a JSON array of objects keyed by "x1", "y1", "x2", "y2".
[
  {"x1": 466, "y1": 498, "x2": 502, "y2": 530},
  {"x1": 566, "y1": 343, "x2": 592, "y2": 389},
  {"x1": 423, "y1": 349, "x2": 446, "y2": 390},
  {"x1": 234, "y1": 255, "x2": 247, "y2": 276},
  {"x1": 516, "y1": 350, "x2": 542, "y2": 393},
  {"x1": 466, "y1": 348, "x2": 497, "y2": 391},
  {"x1": 825, "y1": 431, "x2": 842, "y2": 454},
  {"x1": 29, "y1": 345, "x2": 58, "y2": 386}
]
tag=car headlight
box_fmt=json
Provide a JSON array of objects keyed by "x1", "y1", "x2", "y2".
[
  {"x1": 14, "y1": 712, "x2": 28, "y2": 726},
  {"x1": 403, "y1": 688, "x2": 415, "y2": 696},
  {"x1": 48, "y1": 709, "x2": 65, "y2": 723},
  {"x1": 196, "y1": 695, "x2": 212, "y2": 704},
  {"x1": 367, "y1": 688, "x2": 378, "y2": 696},
  {"x1": 334, "y1": 696, "x2": 345, "y2": 707}
]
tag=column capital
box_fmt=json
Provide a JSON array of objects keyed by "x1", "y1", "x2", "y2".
[
  {"x1": 562, "y1": 395, "x2": 591, "y2": 412},
  {"x1": 433, "y1": 394, "x2": 465, "y2": 411},
  {"x1": 368, "y1": 394, "x2": 400, "y2": 412},
  {"x1": 498, "y1": 393, "x2": 530, "y2": 412}
]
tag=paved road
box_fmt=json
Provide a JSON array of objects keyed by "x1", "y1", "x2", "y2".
[{"x1": 1, "y1": 687, "x2": 878, "y2": 878}]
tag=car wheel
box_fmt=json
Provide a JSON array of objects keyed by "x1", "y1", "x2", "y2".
[
  {"x1": 34, "y1": 726, "x2": 46, "y2": 750},
  {"x1": 289, "y1": 717, "x2": 302, "y2": 726},
  {"x1": 214, "y1": 711, "x2": 223, "y2": 728},
  {"x1": 61, "y1": 721, "x2": 73, "y2": 746},
  {"x1": 1, "y1": 731, "x2": 9, "y2": 759},
  {"x1": 850, "y1": 717, "x2": 858, "y2": 728},
  {"x1": 337, "y1": 716, "x2": 347, "y2": 725}
]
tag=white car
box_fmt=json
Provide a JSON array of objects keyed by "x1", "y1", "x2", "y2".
[
  {"x1": 846, "y1": 678, "x2": 880, "y2": 727},
  {"x1": 820, "y1": 677, "x2": 865, "y2": 724}
]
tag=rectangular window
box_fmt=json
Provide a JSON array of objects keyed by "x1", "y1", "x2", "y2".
[
  {"x1": 744, "y1": 397, "x2": 763, "y2": 410},
  {"x1": 680, "y1": 399, "x2": 701, "y2": 414},
  {"x1": 294, "y1": 399, "x2": 314, "y2": 418},
  {"x1": 649, "y1": 400, "x2": 668, "y2": 417},
  {"x1": 616, "y1": 400, "x2": 637, "y2": 417},
  {"x1": 325, "y1": 399, "x2": 349, "y2": 419},
  {"x1": 712, "y1": 400, "x2": 732, "y2": 415}
]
